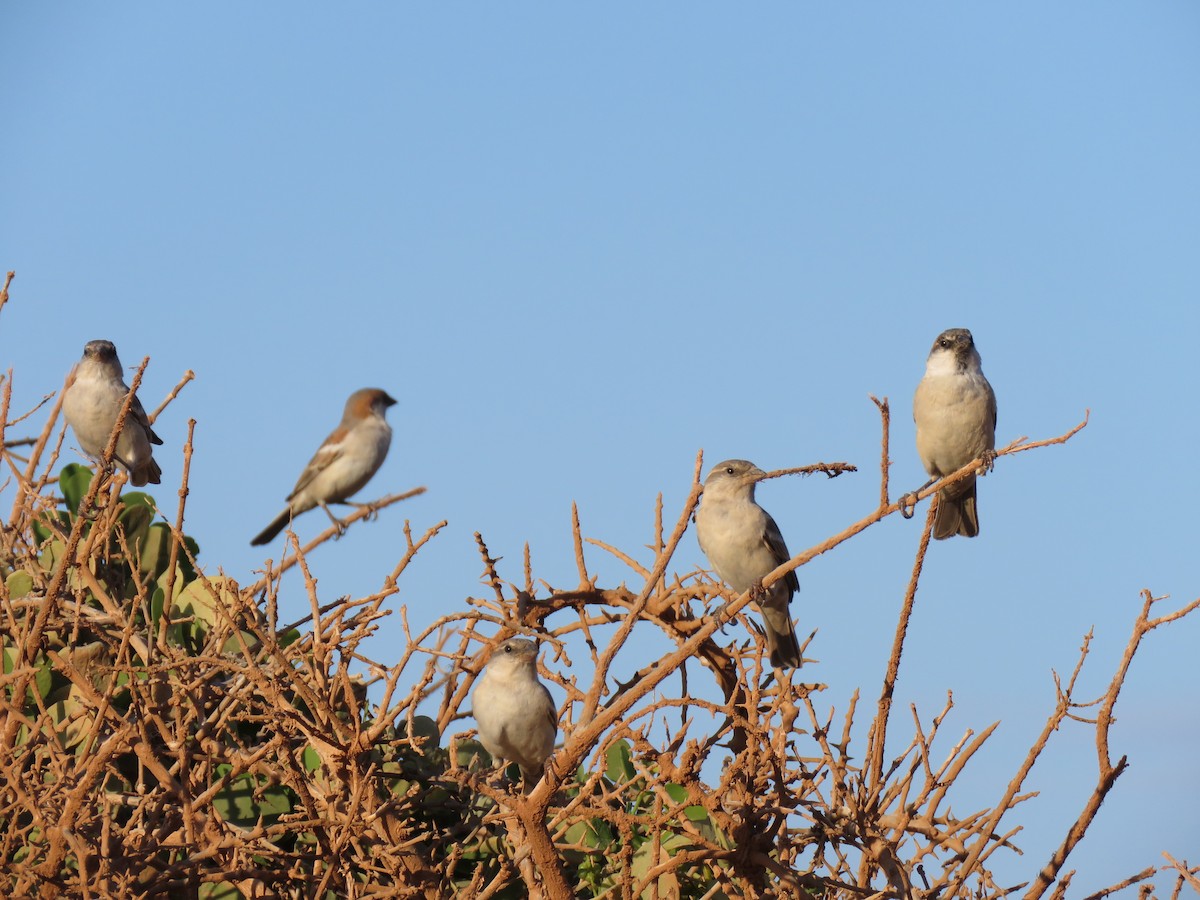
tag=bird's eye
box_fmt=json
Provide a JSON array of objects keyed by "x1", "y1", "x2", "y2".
[
  {"x1": 725, "y1": 467, "x2": 735, "y2": 475},
  {"x1": 503, "y1": 644, "x2": 513, "y2": 653},
  {"x1": 939, "y1": 338, "x2": 951, "y2": 348}
]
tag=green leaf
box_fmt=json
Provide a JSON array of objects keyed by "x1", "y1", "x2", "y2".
[
  {"x1": 5, "y1": 571, "x2": 34, "y2": 599},
  {"x1": 150, "y1": 585, "x2": 166, "y2": 624},
  {"x1": 115, "y1": 502, "x2": 154, "y2": 565},
  {"x1": 631, "y1": 832, "x2": 694, "y2": 885},
  {"x1": 38, "y1": 539, "x2": 66, "y2": 574},
  {"x1": 47, "y1": 685, "x2": 93, "y2": 749},
  {"x1": 34, "y1": 657, "x2": 54, "y2": 701},
  {"x1": 458, "y1": 737, "x2": 489, "y2": 769},
  {"x1": 180, "y1": 536, "x2": 201, "y2": 581},
  {"x1": 220, "y1": 629, "x2": 261, "y2": 656},
  {"x1": 605, "y1": 739, "x2": 634, "y2": 784},
  {"x1": 301, "y1": 746, "x2": 322, "y2": 772},
  {"x1": 564, "y1": 819, "x2": 616, "y2": 850},
  {"x1": 59, "y1": 463, "x2": 94, "y2": 513},
  {"x1": 409, "y1": 715, "x2": 440, "y2": 750},
  {"x1": 213, "y1": 773, "x2": 293, "y2": 826},
  {"x1": 31, "y1": 511, "x2": 70, "y2": 545},
  {"x1": 136, "y1": 522, "x2": 173, "y2": 581},
  {"x1": 171, "y1": 575, "x2": 240, "y2": 634}
]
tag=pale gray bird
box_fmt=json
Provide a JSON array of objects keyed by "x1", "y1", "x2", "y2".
[
  {"x1": 695, "y1": 459, "x2": 802, "y2": 669},
  {"x1": 62, "y1": 339, "x2": 163, "y2": 487},
  {"x1": 472, "y1": 637, "x2": 558, "y2": 788},
  {"x1": 913, "y1": 328, "x2": 998, "y2": 539},
  {"x1": 251, "y1": 388, "x2": 397, "y2": 546}
]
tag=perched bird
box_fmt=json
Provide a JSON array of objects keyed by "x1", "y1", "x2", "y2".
[
  {"x1": 62, "y1": 339, "x2": 163, "y2": 487},
  {"x1": 250, "y1": 388, "x2": 397, "y2": 546},
  {"x1": 913, "y1": 327, "x2": 998, "y2": 539},
  {"x1": 695, "y1": 459, "x2": 802, "y2": 669},
  {"x1": 472, "y1": 637, "x2": 558, "y2": 788}
]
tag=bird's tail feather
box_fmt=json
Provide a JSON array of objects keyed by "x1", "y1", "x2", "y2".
[
  {"x1": 251, "y1": 509, "x2": 293, "y2": 546},
  {"x1": 128, "y1": 457, "x2": 162, "y2": 487},
  {"x1": 765, "y1": 618, "x2": 802, "y2": 669},
  {"x1": 933, "y1": 482, "x2": 979, "y2": 539}
]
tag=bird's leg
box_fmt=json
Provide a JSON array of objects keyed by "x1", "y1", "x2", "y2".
[
  {"x1": 898, "y1": 478, "x2": 937, "y2": 519},
  {"x1": 711, "y1": 588, "x2": 738, "y2": 634},
  {"x1": 318, "y1": 501, "x2": 349, "y2": 538},
  {"x1": 980, "y1": 448, "x2": 997, "y2": 475}
]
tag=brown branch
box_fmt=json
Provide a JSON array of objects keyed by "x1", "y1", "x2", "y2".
[
  {"x1": 148, "y1": 369, "x2": 196, "y2": 424},
  {"x1": 1079, "y1": 866, "x2": 1159, "y2": 900},
  {"x1": 1162, "y1": 854, "x2": 1200, "y2": 895},
  {"x1": 245, "y1": 487, "x2": 427, "y2": 592},
  {"x1": 160, "y1": 419, "x2": 197, "y2": 649},
  {"x1": 0, "y1": 270, "x2": 12, "y2": 317},
  {"x1": 864, "y1": 499, "x2": 935, "y2": 797},
  {"x1": 1024, "y1": 592, "x2": 1200, "y2": 900},
  {"x1": 870, "y1": 395, "x2": 891, "y2": 508}
]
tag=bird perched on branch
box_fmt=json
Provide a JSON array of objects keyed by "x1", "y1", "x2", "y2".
[
  {"x1": 472, "y1": 637, "x2": 558, "y2": 789},
  {"x1": 250, "y1": 388, "x2": 397, "y2": 546},
  {"x1": 913, "y1": 327, "x2": 997, "y2": 539},
  {"x1": 62, "y1": 339, "x2": 163, "y2": 487},
  {"x1": 695, "y1": 459, "x2": 802, "y2": 669}
]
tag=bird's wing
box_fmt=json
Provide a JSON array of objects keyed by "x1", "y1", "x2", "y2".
[
  {"x1": 287, "y1": 428, "x2": 346, "y2": 499},
  {"x1": 128, "y1": 394, "x2": 163, "y2": 446},
  {"x1": 763, "y1": 513, "x2": 800, "y2": 595},
  {"x1": 539, "y1": 683, "x2": 558, "y2": 733}
]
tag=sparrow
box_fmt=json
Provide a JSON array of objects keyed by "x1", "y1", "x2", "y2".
[
  {"x1": 694, "y1": 459, "x2": 802, "y2": 669},
  {"x1": 250, "y1": 388, "x2": 397, "y2": 546},
  {"x1": 913, "y1": 328, "x2": 998, "y2": 539},
  {"x1": 471, "y1": 637, "x2": 558, "y2": 789},
  {"x1": 61, "y1": 339, "x2": 163, "y2": 487}
]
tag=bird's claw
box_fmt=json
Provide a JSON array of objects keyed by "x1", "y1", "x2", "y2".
[
  {"x1": 898, "y1": 492, "x2": 918, "y2": 519},
  {"x1": 712, "y1": 600, "x2": 732, "y2": 633},
  {"x1": 980, "y1": 449, "x2": 997, "y2": 475}
]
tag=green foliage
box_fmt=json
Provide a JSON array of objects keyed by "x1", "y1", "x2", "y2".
[{"x1": 212, "y1": 766, "x2": 294, "y2": 826}]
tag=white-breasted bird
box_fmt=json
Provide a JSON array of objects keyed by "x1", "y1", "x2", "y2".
[
  {"x1": 472, "y1": 637, "x2": 558, "y2": 789},
  {"x1": 62, "y1": 339, "x2": 163, "y2": 487},
  {"x1": 695, "y1": 459, "x2": 802, "y2": 669},
  {"x1": 913, "y1": 328, "x2": 998, "y2": 539},
  {"x1": 250, "y1": 388, "x2": 397, "y2": 546}
]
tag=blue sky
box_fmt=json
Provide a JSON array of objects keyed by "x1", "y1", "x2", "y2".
[{"x1": 3, "y1": 3, "x2": 1198, "y2": 891}]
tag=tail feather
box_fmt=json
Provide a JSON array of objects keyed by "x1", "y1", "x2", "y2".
[
  {"x1": 128, "y1": 457, "x2": 162, "y2": 487},
  {"x1": 933, "y1": 480, "x2": 979, "y2": 539},
  {"x1": 251, "y1": 508, "x2": 293, "y2": 546},
  {"x1": 761, "y1": 601, "x2": 802, "y2": 669}
]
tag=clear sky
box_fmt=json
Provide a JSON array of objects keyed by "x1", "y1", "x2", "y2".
[{"x1": 3, "y1": 3, "x2": 1198, "y2": 891}]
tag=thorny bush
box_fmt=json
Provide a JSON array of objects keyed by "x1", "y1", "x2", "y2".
[{"x1": 0, "y1": 314, "x2": 1196, "y2": 899}]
